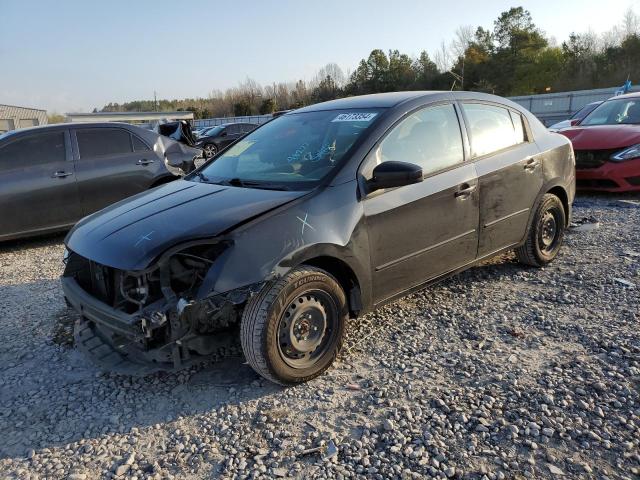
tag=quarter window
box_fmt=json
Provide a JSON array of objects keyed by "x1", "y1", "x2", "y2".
[
  {"x1": 77, "y1": 128, "x2": 132, "y2": 158},
  {"x1": 0, "y1": 131, "x2": 66, "y2": 170},
  {"x1": 373, "y1": 103, "x2": 464, "y2": 176},
  {"x1": 132, "y1": 135, "x2": 150, "y2": 151},
  {"x1": 463, "y1": 103, "x2": 525, "y2": 157}
]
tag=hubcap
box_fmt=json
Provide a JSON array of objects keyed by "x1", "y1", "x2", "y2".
[
  {"x1": 204, "y1": 145, "x2": 216, "y2": 158},
  {"x1": 540, "y1": 212, "x2": 557, "y2": 248},
  {"x1": 277, "y1": 291, "x2": 335, "y2": 369}
]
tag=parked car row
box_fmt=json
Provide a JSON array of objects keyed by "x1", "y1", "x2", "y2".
[{"x1": 194, "y1": 122, "x2": 258, "y2": 158}]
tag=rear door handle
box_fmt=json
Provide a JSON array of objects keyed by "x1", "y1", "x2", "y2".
[
  {"x1": 524, "y1": 157, "x2": 539, "y2": 171},
  {"x1": 52, "y1": 171, "x2": 73, "y2": 178},
  {"x1": 454, "y1": 183, "x2": 477, "y2": 198},
  {"x1": 137, "y1": 159, "x2": 155, "y2": 166}
]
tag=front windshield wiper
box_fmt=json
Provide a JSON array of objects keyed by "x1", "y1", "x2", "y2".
[{"x1": 217, "y1": 178, "x2": 291, "y2": 191}]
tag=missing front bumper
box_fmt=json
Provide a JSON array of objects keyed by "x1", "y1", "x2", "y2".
[{"x1": 62, "y1": 276, "x2": 261, "y2": 374}]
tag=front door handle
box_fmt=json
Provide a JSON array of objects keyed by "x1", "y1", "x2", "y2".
[
  {"x1": 52, "y1": 171, "x2": 73, "y2": 178},
  {"x1": 454, "y1": 183, "x2": 477, "y2": 198},
  {"x1": 137, "y1": 159, "x2": 155, "y2": 166},
  {"x1": 524, "y1": 157, "x2": 539, "y2": 171}
]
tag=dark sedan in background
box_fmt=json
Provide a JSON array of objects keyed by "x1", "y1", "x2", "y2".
[
  {"x1": 0, "y1": 122, "x2": 201, "y2": 241},
  {"x1": 195, "y1": 122, "x2": 258, "y2": 158}
]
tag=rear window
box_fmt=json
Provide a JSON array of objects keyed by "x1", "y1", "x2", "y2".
[
  {"x1": 0, "y1": 131, "x2": 65, "y2": 170},
  {"x1": 463, "y1": 103, "x2": 526, "y2": 157},
  {"x1": 77, "y1": 128, "x2": 132, "y2": 158},
  {"x1": 132, "y1": 135, "x2": 150, "y2": 151}
]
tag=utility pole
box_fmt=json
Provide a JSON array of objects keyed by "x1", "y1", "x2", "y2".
[{"x1": 154, "y1": 91, "x2": 157, "y2": 111}]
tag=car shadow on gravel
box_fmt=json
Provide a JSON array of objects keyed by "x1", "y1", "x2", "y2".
[
  {"x1": 0, "y1": 232, "x2": 66, "y2": 253},
  {"x1": 0, "y1": 284, "x2": 282, "y2": 460}
]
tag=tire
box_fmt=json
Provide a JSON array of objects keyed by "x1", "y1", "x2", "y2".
[
  {"x1": 203, "y1": 143, "x2": 217, "y2": 159},
  {"x1": 240, "y1": 266, "x2": 347, "y2": 385},
  {"x1": 515, "y1": 193, "x2": 566, "y2": 267}
]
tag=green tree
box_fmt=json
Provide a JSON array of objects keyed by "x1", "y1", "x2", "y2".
[
  {"x1": 233, "y1": 100, "x2": 252, "y2": 116},
  {"x1": 259, "y1": 98, "x2": 276, "y2": 114}
]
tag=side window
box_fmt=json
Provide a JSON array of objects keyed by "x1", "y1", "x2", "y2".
[
  {"x1": 0, "y1": 132, "x2": 65, "y2": 171},
  {"x1": 373, "y1": 103, "x2": 464, "y2": 176},
  {"x1": 227, "y1": 125, "x2": 239, "y2": 135},
  {"x1": 76, "y1": 128, "x2": 132, "y2": 158},
  {"x1": 462, "y1": 103, "x2": 522, "y2": 157},
  {"x1": 132, "y1": 134, "x2": 150, "y2": 152}
]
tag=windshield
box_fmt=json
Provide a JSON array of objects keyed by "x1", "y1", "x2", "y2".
[
  {"x1": 581, "y1": 98, "x2": 640, "y2": 126},
  {"x1": 193, "y1": 108, "x2": 383, "y2": 190},
  {"x1": 570, "y1": 102, "x2": 599, "y2": 120}
]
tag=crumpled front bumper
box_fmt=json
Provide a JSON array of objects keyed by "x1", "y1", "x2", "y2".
[{"x1": 62, "y1": 275, "x2": 258, "y2": 374}]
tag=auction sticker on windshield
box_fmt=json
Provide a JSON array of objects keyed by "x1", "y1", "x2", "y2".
[{"x1": 331, "y1": 113, "x2": 377, "y2": 122}]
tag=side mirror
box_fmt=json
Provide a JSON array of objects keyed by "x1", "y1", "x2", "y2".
[
  {"x1": 221, "y1": 131, "x2": 228, "y2": 137},
  {"x1": 570, "y1": 118, "x2": 581, "y2": 126},
  {"x1": 368, "y1": 161, "x2": 423, "y2": 192}
]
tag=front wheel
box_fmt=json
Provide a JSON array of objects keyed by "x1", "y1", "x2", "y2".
[
  {"x1": 515, "y1": 193, "x2": 566, "y2": 267},
  {"x1": 240, "y1": 266, "x2": 347, "y2": 385}
]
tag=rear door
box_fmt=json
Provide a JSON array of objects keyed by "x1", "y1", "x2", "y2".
[
  {"x1": 0, "y1": 129, "x2": 82, "y2": 238},
  {"x1": 362, "y1": 103, "x2": 479, "y2": 302},
  {"x1": 460, "y1": 102, "x2": 542, "y2": 256},
  {"x1": 73, "y1": 127, "x2": 157, "y2": 215}
]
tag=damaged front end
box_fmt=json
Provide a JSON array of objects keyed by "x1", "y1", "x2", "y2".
[{"x1": 62, "y1": 240, "x2": 262, "y2": 374}]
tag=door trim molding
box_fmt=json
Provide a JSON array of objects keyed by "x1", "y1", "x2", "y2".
[
  {"x1": 375, "y1": 229, "x2": 476, "y2": 272},
  {"x1": 483, "y1": 207, "x2": 530, "y2": 228}
]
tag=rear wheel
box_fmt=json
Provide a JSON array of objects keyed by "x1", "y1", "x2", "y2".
[
  {"x1": 240, "y1": 266, "x2": 347, "y2": 385},
  {"x1": 515, "y1": 193, "x2": 566, "y2": 267}
]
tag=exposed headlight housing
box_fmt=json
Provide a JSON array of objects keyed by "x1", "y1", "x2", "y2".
[{"x1": 611, "y1": 144, "x2": 640, "y2": 162}]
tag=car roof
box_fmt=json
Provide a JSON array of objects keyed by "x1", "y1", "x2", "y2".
[
  {"x1": 294, "y1": 91, "x2": 443, "y2": 112},
  {"x1": 3, "y1": 121, "x2": 142, "y2": 135},
  {"x1": 294, "y1": 90, "x2": 529, "y2": 113}
]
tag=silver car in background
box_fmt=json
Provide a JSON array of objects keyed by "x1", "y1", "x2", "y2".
[{"x1": 0, "y1": 122, "x2": 201, "y2": 241}]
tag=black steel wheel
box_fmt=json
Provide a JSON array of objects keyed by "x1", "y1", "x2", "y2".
[
  {"x1": 240, "y1": 266, "x2": 347, "y2": 385},
  {"x1": 277, "y1": 290, "x2": 338, "y2": 369},
  {"x1": 203, "y1": 143, "x2": 217, "y2": 159},
  {"x1": 515, "y1": 193, "x2": 566, "y2": 267}
]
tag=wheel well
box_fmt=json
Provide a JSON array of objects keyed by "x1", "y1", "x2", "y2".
[
  {"x1": 547, "y1": 186, "x2": 569, "y2": 226},
  {"x1": 150, "y1": 175, "x2": 177, "y2": 189},
  {"x1": 302, "y1": 256, "x2": 362, "y2": 317}
]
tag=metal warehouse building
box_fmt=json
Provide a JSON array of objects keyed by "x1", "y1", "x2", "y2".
[{"x1": 0, "y1": 104, "x2": 48, "y2": 133}]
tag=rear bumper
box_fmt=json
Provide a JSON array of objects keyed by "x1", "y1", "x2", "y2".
[{"x1": 576, "y1": 158, "x2": 640, "y2": 192}]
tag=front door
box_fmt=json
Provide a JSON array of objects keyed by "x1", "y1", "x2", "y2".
[
  {"x1": 460, "y1": 103, "x2": 543, "y2": 256},
  {"x1": 362, "y1": 103, "x2": 480, "y2": 303},
  {"x1": 72, "y1": 127, "x2": 156, "y2": 215},
  {"x1": 0, "y1": 129, "x2": 82, "y2": 238}
]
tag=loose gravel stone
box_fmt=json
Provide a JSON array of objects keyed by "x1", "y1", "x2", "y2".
[{"x1": 0, "y1": 196, "x2": 639, "y2": 479}]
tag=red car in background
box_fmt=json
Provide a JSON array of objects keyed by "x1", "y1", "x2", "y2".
[{"x1": 560, "y1": 92, "x2": 640, "y2": 192}]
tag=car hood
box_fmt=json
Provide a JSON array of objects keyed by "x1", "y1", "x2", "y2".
[
  {"x1": 559, "y1": 124, "x2": 640, "y2": 150},
  {"x1": 66, "y1": 180, "x2": 305, "y2": 270}
]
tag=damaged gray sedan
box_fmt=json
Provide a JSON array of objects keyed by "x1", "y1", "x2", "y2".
[{"x1": 62, "y1": 91, "x2": 575, "y2": 385}]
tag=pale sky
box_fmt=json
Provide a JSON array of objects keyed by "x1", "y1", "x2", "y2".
[{"x1": 1, "y1": 0, "x2": 638, "y2": 113}]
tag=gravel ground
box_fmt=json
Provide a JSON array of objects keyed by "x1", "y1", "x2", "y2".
[{"x1": 0, "y1": 194, "x2": 639, "y2": 480}]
